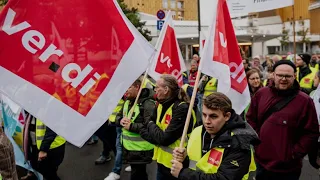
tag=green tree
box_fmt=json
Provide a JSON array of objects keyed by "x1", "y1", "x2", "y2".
[
  {"x1": 117, "y1": 0, "x2": 152, "y2": 41},
  {"x1": 0, "y1": 0, "x2": 152, "y2": 41},
  {"x1": 279, "y1": 26, "x2": 290, "y2": 52},
  {"x1": 297, "y1": 21, "x2": 310, "y2": 44},
  {"x1": 0, "y1": 0, "x2": 7, "y2": 6}
]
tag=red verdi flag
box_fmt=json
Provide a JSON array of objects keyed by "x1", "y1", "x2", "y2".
[
  {"x1": 199, "y1": 0, "x2": 250, "y2": 114},
  {"x1": 149, "y1": 11, "x2": 186, "y2": 86},
  {"x1": 0, "y1": 0, "x2": 155, "y2": 146}
]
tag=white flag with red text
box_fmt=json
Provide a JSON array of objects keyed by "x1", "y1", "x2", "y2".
[
  {"x1": 199, "y1": 31, "x2": 206, "y2": 56},
  {"x1": 200, "y1": 0, "x2": 250, "y2": 114},
  {"x1": 0, "y1": 0, "x2": 155, "y2": 147},
  {"x1": 148, "y1": 11, "x2": 186, "y2": 86}
]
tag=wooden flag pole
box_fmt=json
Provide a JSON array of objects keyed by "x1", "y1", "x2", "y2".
[
  {"x1": 126, "y1": 50, "x2": 157, "y2": 120},
  {"x1": 292, "y1": 4, "x2": 297, "y2": 63},
  {"x1": 179, "y1": 0, "x2": 204, "y2": 147},
  {"x1": 127, "y1": 72, "x2": 149, "y2": 120},
  {"x1": 179, "y1": 69, "x2": 202, "y2": 148}
]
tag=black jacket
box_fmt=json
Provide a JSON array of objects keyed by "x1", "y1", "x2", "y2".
[
  {"x1": 179, "y1": 111, "x2": 259, "y2": 180},
  {"x1": 140, "y1": 91, "x2": 194, "y2": 177},
  {"x1": 116, "y1": 88, "x2": 156, "y2": 164}
]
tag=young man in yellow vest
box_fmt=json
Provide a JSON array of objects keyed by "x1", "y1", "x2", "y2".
[
  {"x1": 170, "y1": 92, "x2": 258, "y2": 180},
  {"x1": 105, "y1": 79, "x2": 155, "y2": 180},
  {"x1": 296, "y1": 53, "x2": 316, "y2": 95},
  {"x1": 140, "y1": 74, "x2": 196, "y2": 180}
]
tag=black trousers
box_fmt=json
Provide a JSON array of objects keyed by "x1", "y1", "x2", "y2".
[
  {"x1": 95, "y1": 121, "x2": 117, "y2": 156},
  {"x1": 130, "y1": 164, "x2": 148, "y2": 180},
  {"x1": 255, "y1": 163, "x2": 301, "y2": 180},
  {"x1": 30, "y1": 144, "x2": 65, "y2": 180}
]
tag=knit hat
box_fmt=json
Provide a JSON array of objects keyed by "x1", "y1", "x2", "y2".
[
  {"x1": 273, "y1": 60, "x2": 297, "y2": 73},
  {"x1": 298, "y1": 53, "x2": 311, "y2": 65}
]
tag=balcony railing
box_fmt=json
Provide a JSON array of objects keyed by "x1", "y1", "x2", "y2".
[{"x1": 309, "y1": 0, "x2": 320, "y2": 10}]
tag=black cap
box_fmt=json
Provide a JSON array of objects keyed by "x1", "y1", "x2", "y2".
[
  {"x1": 273, "y1": 60, "x2": 297, "y2": 73},
  {"x1": 298, "y1": 53, "x2": 311, "y2": 65}
]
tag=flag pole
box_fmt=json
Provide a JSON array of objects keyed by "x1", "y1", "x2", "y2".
[
  {"x1": 180, "y1": 0, "x2": 204, "y2": 148},
  {"x1": 127, "y1": 50, "x2": 157, "y2": 120},
  {"x1": 179, "y1": 0, "x2": 203, "y2": 148},
  {"x1": 179, "y1": 69, "x2": 201, "y2": 148},
  {"x1": 292, "y1": 3, "x2": 296, "y2": 63},
  {"x1": 127, "y1": 71, "x2": 149, "y2": 120}
]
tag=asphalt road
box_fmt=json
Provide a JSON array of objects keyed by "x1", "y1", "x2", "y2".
[{"x1": 18, "y1": 141, "x2": 320, "y2": 180}]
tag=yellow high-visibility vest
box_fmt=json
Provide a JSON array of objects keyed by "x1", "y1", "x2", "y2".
[
  {"x1": 187, "y1": 126, "x2": 256, "y2": 180},
  {"x1": 142, "y1": 78, "x2": 155, "y2": 89},
  {"x1": 36, "y1": 120, "x2": 66, "y2": 150},
  {"x1": 204, "y1": 78, "x2": 217, "y2": 97},
  {"x1": 109, "y1": 99, "x2": 125, "y2": 123},
  {"x1": 121, "y1": 100, "x2": 154, "y2": 151},
  {"x1": 297, "y1": 68, "x2": 316, "y2": 89},
  {"x1": 309, "y1": 64, "x2": 319, "y2": 74},
  {"x1": 263, "y1": 79, "x2": 267, "y2": 86},
  {"x1": 152, "y1": 102, "x2": 196, "y2": 168}
]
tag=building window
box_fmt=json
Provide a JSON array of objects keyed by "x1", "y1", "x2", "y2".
[
  {"x1": 177, "y1": 1, "x2": 183, "y2": 9},
  {"x1": 163, "y1": 0, "x2": 168, "y2": 8},
  {"x1": 171, "y1": 11, "x2": 176, "y2": 18},
  {"x1": 170, "y1": 0, "x2": 176, "y2": 9},
  {"x1": 267, "y1": 46, "x2": 280, "y2": 55},
  {"x1": 177, "y1": 11, "x2": 184, "y2": 20}
]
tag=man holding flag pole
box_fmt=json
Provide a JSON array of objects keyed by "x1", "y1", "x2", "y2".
[{"x1": 169, "y1": 0, "x2": 258, "y2": 179}]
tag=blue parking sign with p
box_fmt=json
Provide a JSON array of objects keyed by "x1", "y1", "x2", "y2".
[{"x1": 157, "y1": 20, "x2": 164, "y2": 31}]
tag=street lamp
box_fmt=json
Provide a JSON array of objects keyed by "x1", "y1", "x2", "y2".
[{"x1": 198, "y1": 0, "x2": 201, "y2": 50}]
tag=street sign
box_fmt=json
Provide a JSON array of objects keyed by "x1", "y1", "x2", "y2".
[
  {"x1": 157, "y1": 20, "x2": 165, "y2": 31},
  {"x1": 157, "y1": 10, "x2": 165, "y2": 20}
]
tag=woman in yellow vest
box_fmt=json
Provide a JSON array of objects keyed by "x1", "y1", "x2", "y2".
[
  {"x1": 140, "y1": 74, "x2": 196, "y2": 180},
  {"x1": 108, "y1": 79, "x2": 155, "y2": 180},
  {"x1": 170, "y1": 92, "x2": 258, "y2": 180}
]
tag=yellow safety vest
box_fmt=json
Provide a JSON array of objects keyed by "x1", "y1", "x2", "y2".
[
  {"x1": 182, "y1": 84, "x2": 188, "y2": 92},
  {"x1": 263, "y1": 79, "x2": 267, "y2": 86},
  {"x1": 187, "y1": 126, "x2": 256, "y2": 180},
  {"x1": 297, "y1": 69, "x2": 316, "y2": 89},
  {"x1": 109, "y1": 99, "x2": 125, "y2": 123},
  {"x1": 309, "y1": 64, "x2": 319, "y2": 74},
  {"x1": 142, "y1": 78, "x2": 155, "y2": 89},
  {"x1": 121, "y1": 100, "x2": 154, "y2": 151},
  {"x1": 204, "y1": 78, "x2": 217, "y2": 97},
  {"x1": 153, "y1": 102, "x2": 196, "y2": 168},
  {"x1": 36, "y1": 120, "x2": 66, "y2": 150}
]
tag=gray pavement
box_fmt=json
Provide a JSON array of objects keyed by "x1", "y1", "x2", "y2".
[
  {"x1": 19, "y1": 141, "x2": 320, "y2": 180},
  {"x1": 58, "y1": 142, "x2": 157, "y2": 180}
]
